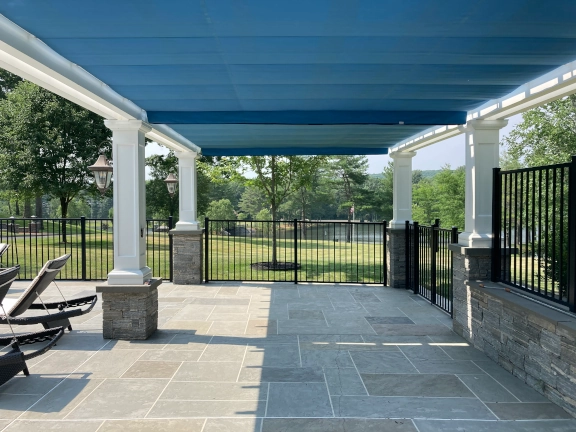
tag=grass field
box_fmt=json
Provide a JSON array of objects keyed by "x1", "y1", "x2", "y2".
[{"x1": 207, "y1": 234, "x2": 385, "y2": 283}]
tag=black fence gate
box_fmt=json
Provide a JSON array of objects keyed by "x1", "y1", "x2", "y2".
[
  {"x1": 204, "y1": 218, "x2": 388, "y2": 285},
  {"x1": 406, "y1": 220, "x2": 458, "y2": 315},
  {"x1": 492, "y1": 157, "x2": 576, "y2": 311}
]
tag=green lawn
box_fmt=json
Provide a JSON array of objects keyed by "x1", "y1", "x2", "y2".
[{"x1": 207, "y1": 234, "x2": 385, "y2": 283}]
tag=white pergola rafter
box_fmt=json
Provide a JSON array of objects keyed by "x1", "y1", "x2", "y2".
[{"x1": 390, "y1": 59, "x2": 576, "y2": 155}]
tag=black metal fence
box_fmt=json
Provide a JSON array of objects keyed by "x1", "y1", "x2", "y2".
[
  {"x1": 0, "y1": 217, "x2": 173, "y2": 281},
  {"x1": 406, "y1": 220, "x2": 458, "y2": 315},
  {"x1": 492, "y1": 158, "x2": 576, "y2": 311},
  {"x1": 204, "y1": 218, "x2": 387, "y2": 284}
]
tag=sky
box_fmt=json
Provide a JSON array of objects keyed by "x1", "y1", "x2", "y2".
[{"x1": 145, "y1": 113, "x2": 523, "y2": 174}]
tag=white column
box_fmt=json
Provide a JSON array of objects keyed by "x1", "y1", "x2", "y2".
[
  {"x1": 389, "y1": 151, "x2": 416, "y2": 229},
  {"x1": 105, "y1": 119, "x2": 152, "y2": 285},
  {"x1": 458, "y1": 119, "x2": 508, "y2": 248},
  {"x1": 174, "y1": 150, "x2": 199, "y2": 231}
]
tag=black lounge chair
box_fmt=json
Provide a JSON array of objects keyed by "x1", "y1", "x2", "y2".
[
  {"x1": 0, "y1": 254, "x2": 97, "y2": 331},
  {"x1": 0, "y1": 265, "x2": 64, "y2": 386}
]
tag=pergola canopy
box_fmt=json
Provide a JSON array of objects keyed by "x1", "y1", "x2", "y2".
[{"x1": 1, "y1": 1, "x2": 576, "y2": 155}]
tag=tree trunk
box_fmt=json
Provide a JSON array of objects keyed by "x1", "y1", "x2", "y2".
[
  {"x1": 23, "y1": 198, "x2": 32, "y2": 218},
  {"x1": 60, "y1": 197, "x2": 69, "y2": 243},
  {"x1": 346, "y1": 207, "x2": 352, "y2": 243},
  {"x1": 35, "y1": 195, "x2": 44, "y2": 229},
  {"x1": 15, "y1": 200, "x2": 20, "y2": 216},
  {"x1": 271, "y1": 156, "x2": 277, "y2": 265},
  {"x1": 35, "y1": 196, "x2": 43, "y2": 218}
]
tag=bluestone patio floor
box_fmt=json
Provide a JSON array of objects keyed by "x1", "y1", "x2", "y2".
[{"x1": 0, "y1": 280, "x2": 574, "y2": 431}]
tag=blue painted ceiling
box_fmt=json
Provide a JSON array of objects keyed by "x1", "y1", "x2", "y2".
[{"x1": 2, "y1": 1, "x2": 576, "y2": 155}]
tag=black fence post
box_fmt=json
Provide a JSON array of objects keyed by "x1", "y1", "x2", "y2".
[
  {"x1": 568, "y1": 157, "x2": 576, "y2": 312},
  {"x1": 80, "y1": 216, "x2": 87, "y2": 280},
  {"x1": 431, "y1": 220, "x2": 439, "y2": 305},
  {"x1": 451, "y1": 226, "x2": 459, "y2": 244},
  {"x1": 204, "y1": 217, "x2": 209, "y2": 283},
  {"x1": 294, "y1": 219, "x2": 298, "y2": 284},
  {"x1": 413, "y1": 221, "x2": 419, "y2": 295},
  {"x1": 168, "y1": 216, "x2": 174, "y2": 282},
  {"x1": 451, "y1": 226, "x2": 458, "y2": 318},
  {"x1": 405, "y1": 220, "x2": 410, "y2": 290},
  {"x1": 492, "y1": 167, "x2": 502, "y2": 282},
  {"x1": 383, "y1": 220, "x2": 388, "y2": 286}
]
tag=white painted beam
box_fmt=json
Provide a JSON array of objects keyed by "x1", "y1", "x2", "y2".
[{"x1": 390, "y1": 59, "x2": 576, "y2": 155}]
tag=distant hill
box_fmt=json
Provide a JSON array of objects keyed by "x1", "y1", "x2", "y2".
[{"x1": 420, "y1": 170, "x2": 440, "y2": 179}]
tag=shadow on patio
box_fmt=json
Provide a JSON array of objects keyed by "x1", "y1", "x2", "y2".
[{"x1": 0, "y1": 281, "x2": 574, "y2": 432}]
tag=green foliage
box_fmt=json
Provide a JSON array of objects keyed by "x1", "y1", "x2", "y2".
[
  {"x1": 0, "y1": 80, "x2": 111, "y2": 219},
  {"x1": 206, "y1": 199, "x2": 236, "y2": 221},
  {"x1": 255, "y1": 208, "x2": 272, "y2": 221},
  {"x1": 238, "y1": 186, "x2": 269, "y2": 218},
  {"x1": 502, "y1": 94, "x2": 576, "y2": 167},
  {"x1": 412, "y1": 165, "x2": 465, "y2": 229},
  {"x1": 145, "y1": 152, "x2": 179, "y2": 219},
  {"x1": 0, "y1": 69, "x2": 22, "y2": 99}
]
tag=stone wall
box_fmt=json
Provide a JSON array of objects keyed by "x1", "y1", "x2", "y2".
[
  {"x1": 171, "y1": 229, "x2": 203, "y2": 284},
  {"x1": 451, "y1": 246, "x2": 576, "y2": 417},
  {"x1": 386, "y1": 228, "x2": 406, "y2": 288}
]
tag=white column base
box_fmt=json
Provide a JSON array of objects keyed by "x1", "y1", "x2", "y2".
[
  {"x1": 458, "y1": 231, "x2": 492, "y2": 248},
  {"x1": 389, "y1": 219, "x2": 410, "y2": 229},
  {"x1": 174, "y1": 220, "x2": 200, "y2": 231},
  {"x1": 107, "y1": 266, "x2": 152, "y2": 286}
]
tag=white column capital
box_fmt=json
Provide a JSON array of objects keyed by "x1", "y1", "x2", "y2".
[
  {"x1": 459, "y1": 119, "x2": 508, "y2": 132},
  {"x1": 104, "y1": 119, "x2": 152, "y2": 134},
  {"x1": 390, "y1": 151, "x2": 416, "y2": 160},
  {"x1": 175, "y1": 150, "x2": 198, "y2": 160}
]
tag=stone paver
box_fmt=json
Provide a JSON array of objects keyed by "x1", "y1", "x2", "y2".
[{"x1": 0, "y1": 280, "x2": 574, "y2": 431}]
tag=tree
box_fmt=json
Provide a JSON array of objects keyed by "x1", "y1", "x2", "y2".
[
  {"x1": 502, "y1": 94, "x2": 576, "y2": 167},
  {"x1": 329, "y1": 156, "x2": 369, "y2": 240},
  {"x1": 238, "y1": 186, "x2": 268, "y2": 219},
  {"x1": 0, "y1": 69, "x2": 22, "y2": 99},
  {"x1": 239, "y1": 155, "x2": 324, "y2": 265},
  {"x1": 0, "y1": 81, "x2": 111, "y2": 241},
  {"x1": 206, "y1": 199, "x2": 236, "y2": 232},
  {"x1": 146, "y1": 152, "x2": 179, "y2": 219}
]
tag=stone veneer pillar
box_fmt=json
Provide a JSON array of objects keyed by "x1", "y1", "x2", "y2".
[
  {"x1": 97, "y1": 279, "x2": 160, "y2": 340},
  {"x1": 386, "y1": 228, "x2": 406, "y2": 288},
  {"x1": 449, "y1": 245, "x2": 492, "y2": 340},
  {"x1": 171, "y1": 229, "x2": 203, "y2": 284}
]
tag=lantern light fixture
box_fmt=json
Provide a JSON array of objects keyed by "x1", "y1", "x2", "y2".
[
  {"x1": 164, "y1": 173, "x2": 178, "y2": 197},
  {"x1": 88, "y1": 155, "x2": 113, "y2": 195}
]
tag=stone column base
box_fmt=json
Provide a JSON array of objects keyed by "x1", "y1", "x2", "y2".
[
  {"x1": 170, "y1": 229, "x2": 203, "y2": 284},
  {"x1": 96, "y1": 279, "x2": 161, "y2": 340},
  {"x1": 386, "y1": 228, "x2": 406, "y2": 288}
]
